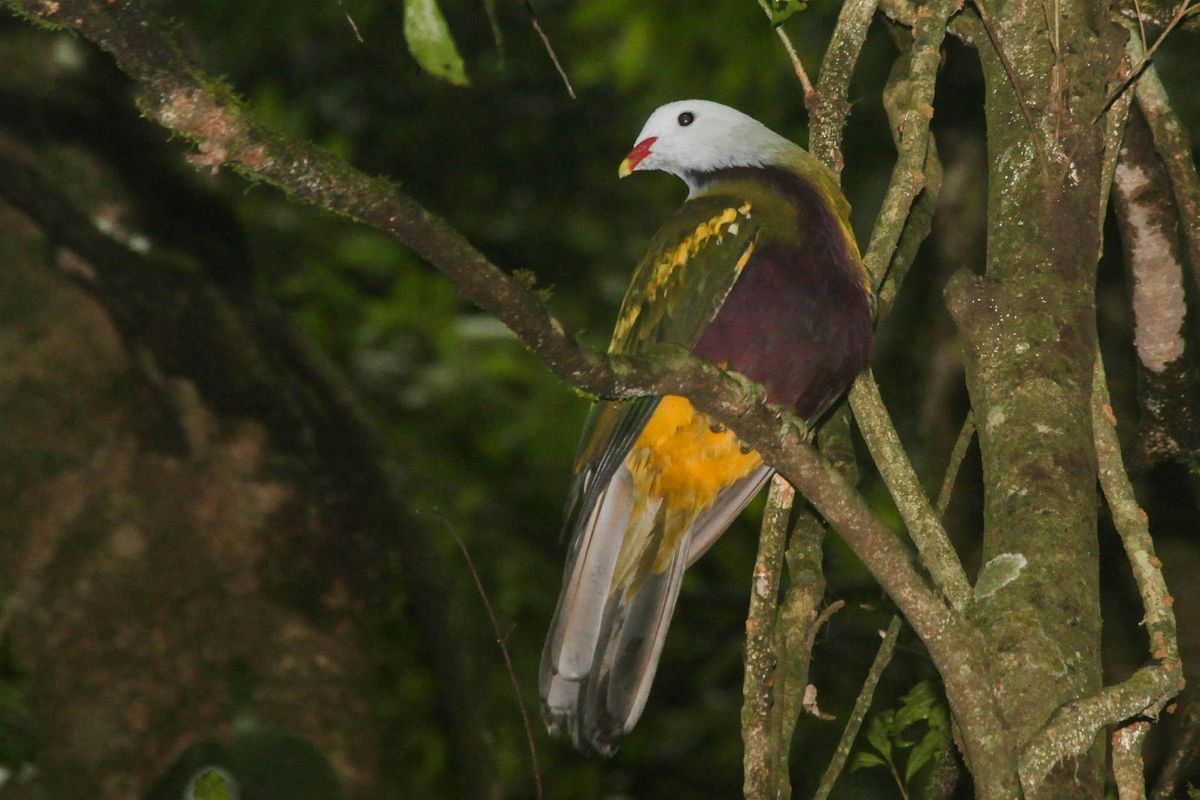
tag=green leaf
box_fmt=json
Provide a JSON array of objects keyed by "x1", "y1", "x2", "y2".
[
  {"x1": 904, "y1": 728, "x2": 946, "y2": 784},
  {"x1": 849, "y1": 751, "x2": 889, "y2": 772},
  {"x1": 768, "y1": 0, "x2": 809, "y2": 25},
  {"x1": 894, "y1": 681, "x2": 938, "y2": 729},
  {"x1": 403, "y1": 0, "x2": 469, "y2": 86},
  {"x1": 865, "y1": 715, "x2": 893, "y2": 763},
  {"x1": 189, "y1": 768, "x2": 236, "y2": 800}
]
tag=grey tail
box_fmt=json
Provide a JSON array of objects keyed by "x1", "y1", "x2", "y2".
[{"x1": 539, "y1": 464, "x2": 772, "y2": 755}]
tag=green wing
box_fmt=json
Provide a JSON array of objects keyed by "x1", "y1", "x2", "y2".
[
  {"x1": 565, "y1": 192, "x2": 765, "y2": 534},
  {"x1": 609, "y1": 193, "x2": 762, "y2": 355}
]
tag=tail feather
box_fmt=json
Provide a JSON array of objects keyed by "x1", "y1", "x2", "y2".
[
  {"x1": 540, "y1": 464, "x2": 770, "y2": 755},
  {"x1": 550, "y1": 467, "x2": 634, "y2": 679}
]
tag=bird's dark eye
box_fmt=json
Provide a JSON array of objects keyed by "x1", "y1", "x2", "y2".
[{"x1": 677, "y1": 111, "x2": 695, "y2": 127}]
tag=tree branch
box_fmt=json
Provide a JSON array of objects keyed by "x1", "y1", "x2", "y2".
[
  {"x1": 758, "y1": 0, "x2": 816, "y2": 110},
  {"x1": 859, "y1": 0, "x2": 957, "y2": 291},
  {"x1": 850, "y1": 375, "x2": 972, "y2": 610},
  {"x1": 1112, "y1": 721, "x2": 1151, "y2": 800},
  {"x1": 743, "y1": 476, "x2": 797, "y2": 800},
  {"x1": 1092, "y1": 355, "x2": 1180, "y2": 669},
  {"x1": 809, "y1": 0, "x2": 880, "y2": 176},
  {"x1": 1150, "y1": 687, "x2": 1200, "y2": 800},
  {"x1": 844, "y1": 9, "x2": 972, "y2": 612},
  {"x1": 936, "y1": 413, "x2": 975, "y2": 517}
]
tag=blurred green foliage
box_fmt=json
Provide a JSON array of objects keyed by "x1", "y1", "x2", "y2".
[{"x1": 851, "y1": 680, "x2": 951, "y2": 798}]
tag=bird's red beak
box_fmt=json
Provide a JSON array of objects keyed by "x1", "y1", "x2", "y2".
[{"x1": 618, "y1": 136, "x2": 657, "y2": 178}]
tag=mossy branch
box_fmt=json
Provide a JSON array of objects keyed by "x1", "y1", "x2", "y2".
[
  {"x1": 1111, "y1": 721, "x2": 1151, "y2": 800},
  {"x1": 809, "y1": 0, "x2": 879, "y2": 176},
  {"x1": 1017, "y1": 355, "x2": 1184, "y2": 793},
  {"x1": 742, "y1": 476, "x2": 798, "y2": 800}
]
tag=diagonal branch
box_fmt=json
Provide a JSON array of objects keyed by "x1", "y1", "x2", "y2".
[
  {"x1": 809, "y1": 0, "x2": 879, "y2": 176},
  {"x1": 813, "y1": 616, "x2": 903, "y2": 800},
  {"x1": 822, "y1": 0, "x2": 971, "y2": 612},
  {"x1": 850, "y1": 374, "x2": 972, "y2": 610}
]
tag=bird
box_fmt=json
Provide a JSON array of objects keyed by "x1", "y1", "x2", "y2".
[{"x1": 539, "y1": 100, "x2": 874, "y2": 756}]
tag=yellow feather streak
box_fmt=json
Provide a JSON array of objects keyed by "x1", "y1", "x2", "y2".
[
  {"x1": 611, "y1": 396, "x2": 762, "y2": 596},
  {"x1": 610, "y1": 204, "x2": 752, "y2": 348}
]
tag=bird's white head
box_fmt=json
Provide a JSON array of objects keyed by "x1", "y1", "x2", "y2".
[{"x1": 618, "y1": 100, "x2": 801, "y2": 192}]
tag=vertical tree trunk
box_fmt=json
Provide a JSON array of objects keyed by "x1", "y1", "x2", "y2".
[{"x1": 947, "y1": 2, "x2": 1125, "y2": 795}]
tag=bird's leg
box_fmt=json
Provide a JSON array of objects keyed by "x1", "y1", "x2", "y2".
[{"x1": 768, "y1": 403, "x2": 811, "y2": 446}]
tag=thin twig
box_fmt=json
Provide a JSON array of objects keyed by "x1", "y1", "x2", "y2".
[
  {"x1": 336, "y1": 0, "x2": 364, "y2": 43},
  {"x1": 757, "y1": 0, "x2": 816, "y2": 109},
  {"x1": 776, "y1": 27, "x2": 816, "y2": 105},
  {"x1": 936, "y1": 413, "x2": 975, "y2": 518},
  {"x1": 972, "y1": 0, "x2": 1052, "y2": 176},
  {"x1": 431, "y1": 512, "x2": 544, "y2": 800},
  {"x1": 1092, "y1": 355, "x2": 1179, "y2": 666},
  {"x1": 1132, "y1": 0, "x2": 1149, "y2": 52},
  {"x1": 813, "y1": 615, "x2": 903, "y2": 800},
  {"x1": 1093, "y1": 0, "x2": 1195, "y2": 124},
  {"x1": 523, "y1": 0, "x2": 575, "y2": 99}
]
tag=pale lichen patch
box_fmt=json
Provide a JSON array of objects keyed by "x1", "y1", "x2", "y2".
[
  {"x1": 974, "y1": 552, "x2": 1027, "y2": 600},
  {"x1": 1113, "y1": 159, "x2": 1186, "y2": 372}
]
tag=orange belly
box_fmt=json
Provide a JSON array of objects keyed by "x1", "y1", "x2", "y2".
[{"x1": 619, "y1": 395, "x2": 762, "y2": 577}]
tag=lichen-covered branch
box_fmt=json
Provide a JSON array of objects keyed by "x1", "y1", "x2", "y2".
[
  {"x1": 860, "y1": 0, "x2": 957, "y2": 290},
  {"x1": 1151, "y1": 687, "x2": 1200, "y2": 800},
  {"x1": 1112, "y1": 722, "x2": 1151, "y2": 800},
  {"x1": 1092, "y1": 356, "x2": 1180, "y2": 669},
  {"x1": 850, "y1": 374, "x2": 972, "y2": 610},
  {"x1": 1017, "y1": 356, "x2": 1184, "y2": 793},
  {"x1": 809, "y1": 0, "x2": 879, "y2": 176},
  {"x1": 1019, "y1": 664, "x2": 1180, "y2": 793},
  {"x1": 743, "y1": 476, "x2": 796, "y2": 800},
  {"x1": 841, "y1": 21, "x2": 970, "y2": 613},
  {"x1": 774, "y1": 513, "x2": 835, "y2": 742}
]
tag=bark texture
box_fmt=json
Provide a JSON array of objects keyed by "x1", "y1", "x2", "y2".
[{"x1": 945, "y1": 1, "x2": 1125, "y2": 794}]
